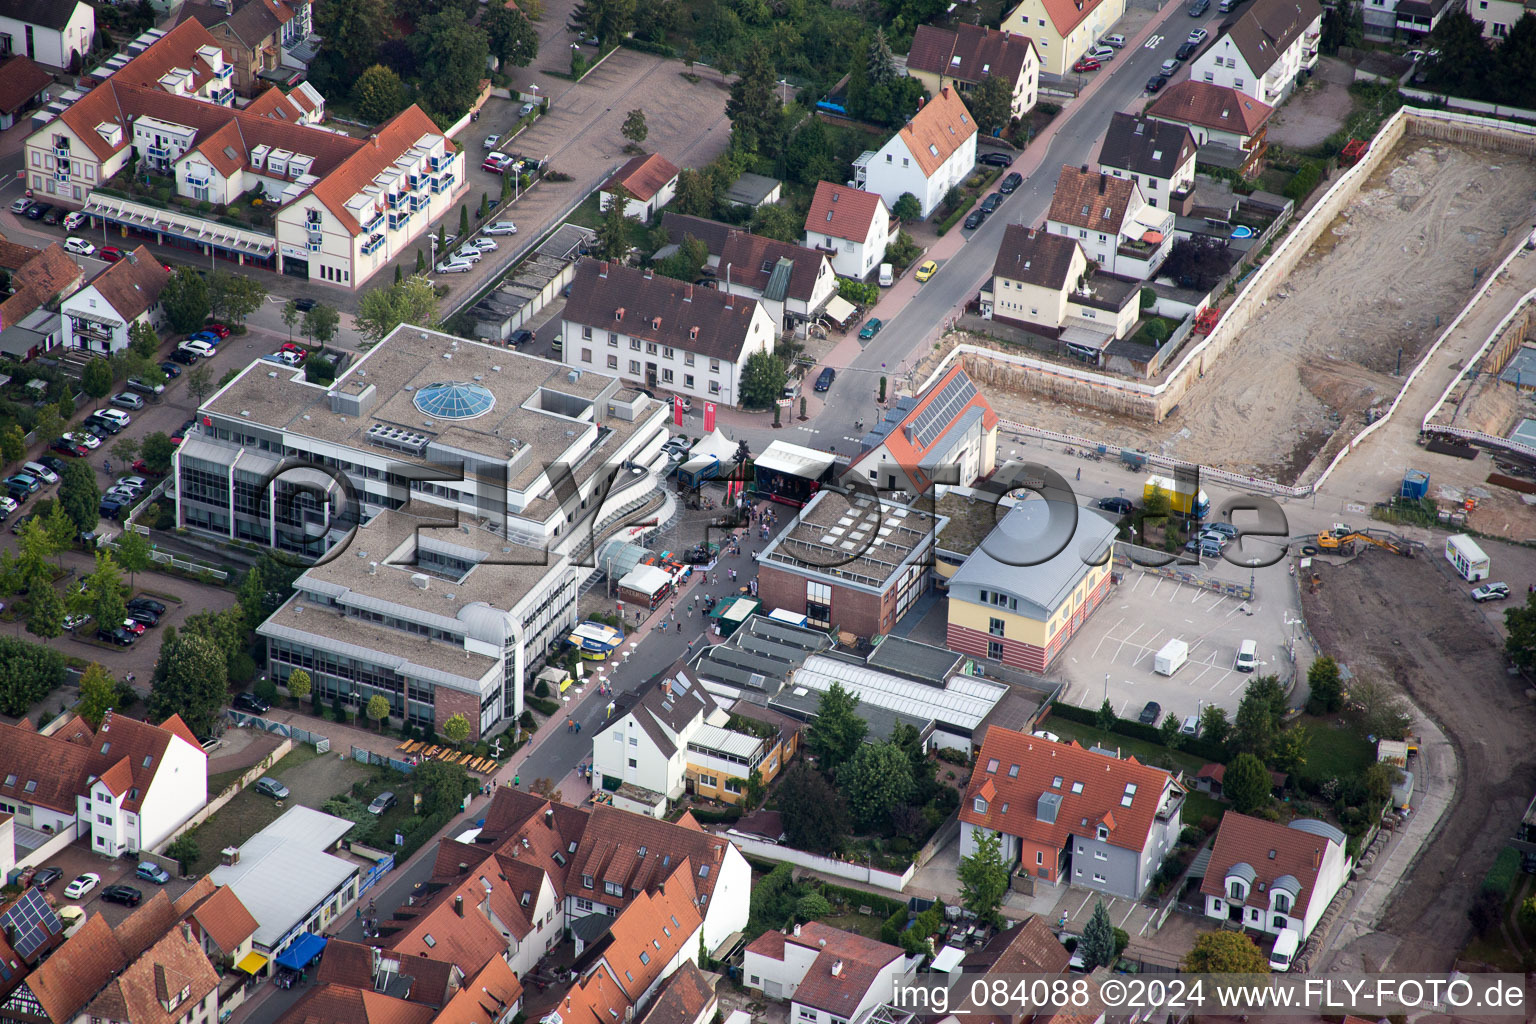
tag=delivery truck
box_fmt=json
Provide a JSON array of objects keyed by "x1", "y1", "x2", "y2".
[
  {"x1": 1154, "y1": 638, "x2": 1189, "y2": 675},
  {"x1": 1144, "y1": 474, "x2": 1210, "y2": 519}
]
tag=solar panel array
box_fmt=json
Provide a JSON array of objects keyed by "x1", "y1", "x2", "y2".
[
  {"x1": 2, "y1": 888, "x2": 61, "y2": 960},
  {"x1": 910, "y1": 372, "x2": 976, "y2": 449}
]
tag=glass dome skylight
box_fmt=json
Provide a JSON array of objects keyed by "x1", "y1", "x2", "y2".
[{"x1": 413, "y1": 381, "x2": 496, "y2": 420}]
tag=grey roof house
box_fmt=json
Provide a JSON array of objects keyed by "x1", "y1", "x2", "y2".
[{"x1": 1098, "y1": 112, "x2": 1197, "y2": 212}]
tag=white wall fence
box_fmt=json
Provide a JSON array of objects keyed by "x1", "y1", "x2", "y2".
[
  {"x1": 724, "y1": 832, "x2": 916, "y2": 892},
  {"x1": 16, "y1": 823, "x2": 79, "y2": 872}
]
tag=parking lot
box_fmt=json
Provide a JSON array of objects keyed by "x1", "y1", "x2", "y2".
[
  {"x1": 1057, "y1": 554, "x2": 1303, "y2": 725},
  {"x1": 33, "y1": 842, "x2": 198, "y2": 928}
]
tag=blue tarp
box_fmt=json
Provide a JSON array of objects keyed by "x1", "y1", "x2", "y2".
[{"x1": 275, "y1": 932, "x2": 327, "y2": 970}]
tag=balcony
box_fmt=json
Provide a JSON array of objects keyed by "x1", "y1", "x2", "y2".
[
  {"x1": 148, "y1": 146, "x2": 169, "y2": 160},
  {"x1": 363, "y1": 211, "x2": 384, "y2": 233},
  {"x1": 387, "y1": 192, "x2": 404, "y2": 209},
  {"x1": 387, "y1": 210, "x2": 411, "y2": 231},
  {"x1": 430, "y1": 173, "x2": 454, "y2": 194},
  {"x1": 215, "y1": 64, "x2": 232, "y2": 79},
  {"x1": 428, "y1": 155, "x2": 442, "y2": 172},
  {"x1": 362, "y1": 233, "x2": 385, "y2": 255}
]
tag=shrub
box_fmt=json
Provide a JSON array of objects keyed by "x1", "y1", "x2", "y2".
[{"x1": 1284, "y1": 160, "x2": 1325, "y2": 202}]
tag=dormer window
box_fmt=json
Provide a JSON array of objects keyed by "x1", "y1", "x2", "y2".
[
  {"x1": 973, "y1": 797, "x2": 987, "y2": 813},
  {"x1": 1273, "y1": 893, "x2": 1290, "y2": 914},
  {"x1": 1096, "y1": 825, "x2": 1109, "y2": 841},
  {"x1": 615, "y1": 307, "x2": 625, "y2": 322},
  {"x1": 1227, "y1": 881, "x2": 1246, "y2": 901}
]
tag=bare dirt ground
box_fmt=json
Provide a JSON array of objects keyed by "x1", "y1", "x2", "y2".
[
  {"x1": 1267, "y1": 57, "x2": 1356, "y2": 150},
  {"x1": 1300, "y1": 548, "x2": 1536, "y2": 972},
  {"x1": 982, "y1": 139, "x2": 1536, "y2": 482}
]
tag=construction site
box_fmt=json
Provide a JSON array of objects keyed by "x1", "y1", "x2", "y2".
[{"x1": 938, "y1": 108, "x2": 1536, "y2": 488}]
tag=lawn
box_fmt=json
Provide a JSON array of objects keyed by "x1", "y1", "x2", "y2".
[
  {"x1": 819, "y1": 912, "x2": 884, "y2": 940},
  {"x1": 1043, "y1": 718, "x2": 1207, "y2": 776},
  {"x1": 1293, "y1": 715, "x2": 1375, "y2": 783},
  {"x1": 1182, "y1": 790, "x2": 1226, "y2": 831},
  {"x1": 564, "y1": 193, "x2": 651, "y2": 252}
]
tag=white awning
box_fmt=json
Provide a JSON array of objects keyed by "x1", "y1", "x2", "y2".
[
  {"x1": 824, "y1": 295, "x2": 857, "y2": 324},
  {"x1": 618, "y1": 564, "x2": 671, "y2": 596}
]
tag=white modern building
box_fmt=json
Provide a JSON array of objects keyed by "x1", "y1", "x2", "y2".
[
  {"x1": 803, "y1": 181, "x2": 892, "y2": 281},
  {"x1": 1188, "y1": 0, "x2": 1323, "y2": 106},
  {"x1": 58, "y1": 246, "x2": 171, "y2": 354},
  {"x1": 854, "y1": 86, "x2": 979, "y2": 220},
  {"x1": 1201, "y1": 813, "x2": 1351, "y2": 941},
  {"x1": 0, "y1": 0, "x2": 94, "y2": 69}
]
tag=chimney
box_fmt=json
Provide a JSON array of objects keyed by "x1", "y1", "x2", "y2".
[
  {"x1": 454, "y1": 895, "x2": 464, "y2": 917},
  {"x1": 545, "y1": 808, "x2": 555, "y2": 828},
  {"x1": 683, "y1": 285, "x2": 693, "y2": 303},
  {"x1": 831, "y1": 960, "x2": 843, "y2": 977},
  {"x1": 1099, "y1": 173, "x2": 1107, "y2": 194},
  {"x1": 1080, "y1": 164, "x2": 1089, "y2": 174},
  {"x1": 459, "y1": 862, "x2": 470, "y2": 875},
  {"x1": 793, "y1": 923, "x2": 801, "y2": 938},
  {"x1": 643, "y1": 268, "x2": 653, "y2": 279},
  {"x1": 598, "y1": 261, "x2": 609, "y2": 278}
]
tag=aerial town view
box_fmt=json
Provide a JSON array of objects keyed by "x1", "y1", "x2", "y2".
[{"x1": 0, "y1": 0, "x2": 1532, "y2": 1021}]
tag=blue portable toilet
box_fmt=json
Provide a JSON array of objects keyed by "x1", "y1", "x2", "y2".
[{"x1": 1401, "y1": 469, "x2": 1429, "y2": 500}]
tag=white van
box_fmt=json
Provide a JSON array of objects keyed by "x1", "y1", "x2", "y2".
[
  {"x1": 1180, "y1": 714, "x2": 1199, "y2": 737},
  {"x1": 96, "y1": 408, "x2": 132, "y2": 428},
  {"x1": 1235, "y1": 639, "x2": 1257, "y2": 672},
  {"x1": 878, "y1": 263, "x2": 894, "y2": 287},
  {"x1": 1268, "y1": 928, "x2": 1300, "y2": 972}
]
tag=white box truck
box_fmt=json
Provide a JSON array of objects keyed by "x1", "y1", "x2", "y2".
[
  {"x1": 1154, "y1": 638, "x2": 1189, "y2": 675},
  {"x1": 1445, "y1": 534, "x2": 1489, "y2": 581}
]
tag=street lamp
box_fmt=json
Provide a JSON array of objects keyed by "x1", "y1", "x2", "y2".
[{"x1": 350, "y1": 690, "x2": 361, "y2": 725}]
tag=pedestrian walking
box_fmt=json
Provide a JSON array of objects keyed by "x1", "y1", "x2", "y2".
[
  {"x1": 575, "y1": 721, "x2": 581, "y2": 734},
  {"x1": 677, "y1": 621, "x2": 683, "y2": 634},
  {"x1": 514, "y1": 773, "x2": 520, "y2": 787},
  {"x1": 1075, "y1": 467, "x2": 1081, "y2": 481}
]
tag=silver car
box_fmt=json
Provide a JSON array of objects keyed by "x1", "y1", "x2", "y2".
[
  {"x1": 435, "y1": 260, "x2": 473, "y2": 274},
  {"x1": 109, "y1": 392, "x2": 145, "y2": 410}
]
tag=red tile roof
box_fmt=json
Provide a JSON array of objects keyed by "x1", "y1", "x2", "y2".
[
  {"x1": 308, "y1": 104, "x2": 446, "y2": 234},
  {"x1": 806, "y1": 182, "x2": 887, "y2": 244},
  {"x1": 1032, "y1": 0, "x2": 1114, "y2": 36},
  {"x1": 771, "y1": 924, "x2": 904, "y2": 1017},
  {"x1": 600, "y1": 862, "x2": 701, "y2": 1002},
  {"x1": 20, "y1": 913, "x2": 126, "y2": 1022},
  {"x1": 434, "y1": 956, "x2": 523, "y2": 1024},
  {"x1": 603, "y1": 153, "x2": 680, "y2": 203},
  {"x1": 111, "y1": 18, "x2": 222, "y2": 96},
  {"x1": 0, "y1": 243, "x2": 83, "y2": 332},
  {"x1": 1047, "y1": 164, "x2": 1139, "y2": 232},
  {"x1": 182, "y1": 883, "x2": 259, "y2": 954},
  {"x1": 1199, "y1": 811, "x2": 1342, "y2": 914},
  {"x1": 276, "y1": 983, "x2": 439, "y2": 1024},
  {"x1": 86, "y1": 923, "x2": 220, "y2": 1024},
  {"x1": 564, "y1": 260, "x2": 768, "y2": 365},
  {"x1": 160, "y1": 714, "x2": 201, "y2": 749},
  {"x1": 638, "y1": 961, "x2": 716, "y2": 1024},
  {"x1": 893, "y1": 86, "x2": 977, "y2": 178},
  {"x1": 97, "y1": 757, "x2": 133, "y2": 797},
  {"x1": 959, "y1": 728, "x2": 1180, "y2": 855},
  {"x1": 717, "y1": 231, "x2": 830, "y2": 304},
  {"x1": 0, "y1": 56, "x2": 50, "y2": 116},
  {"x1": 571, "y1": 804, "x2": 733, "y2": 912},
  {"x1": 552, "y1": 966, "x2": 632, "y2": 1024},
  {"x1": 86, "y1": 246, "x2": 171, "y2": 323},
  {"x1": 1146, "y1": 80, "x2": 1274, "y2": 137},
  {"x1": 113, "y1": 890, "x2": 182, "y2": 961},
  {"x1": 845, "y1": 365, "x2": 996, "y2": 491},
  {"x1": 906, "y1": 25, "x2": 1036, "y2": 88},
  {"x1": 0, "y1": 710, "x2": 201, "y2": 815}
]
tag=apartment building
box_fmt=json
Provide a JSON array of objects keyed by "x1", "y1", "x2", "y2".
[
  {"x1": 854, "y1": 87, "x2": 978, "y2": 220},
  {"x1": 1188, "y1": 0, "x2": 1323, "y2": 106}
]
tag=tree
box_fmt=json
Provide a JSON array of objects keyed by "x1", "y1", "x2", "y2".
[
  {"x1": 237, "y1": 552, "x2": 302, "y2": 631},
  {"x1": 783, "y1": 118, "x2": 834, "y2": 187},
  {"x1": 303, "y1": 304, "x2": 340, "y2": 349},
  {"x1": 1505, "y1": 591, "x2": 1536, "y2": 671},
  {"x1": 1305, "y1": 655, "x2": 1344, "y2": 714},
  {"x1": 1270, "y1": 725, "x2": 1309, "y2": 775},
  {"x1": 1363, "y1": 761, "x2": 1401, "y2": 807},
  {"x1": 892, "y1": 192, "x2": 922, "y2": 223},
  {"x1": 1494, "y1": 14, "x2": 1536, "y2": 108},
  {"x1": 1159, "y1": 712, "x2": 1183, "y2": 751},
  {"x1": 366, "y1": 693, "x2": 391, "y2": 730},
  {"x1": 1232, "y1": 678, "x2": 1279, "y2": 761},
  {"x1": 595, "y1": 185, "x2": 639, "y2": 261},
  {"x1": 459, "y1": 204, "x2": 470, "y2": 239},
  {"x1": 1142, "y1": 483, "x2": 1171, "y2": 519},
  {"x1": 161, "y1": 268, "x2": 211, "y2": 334},
  {"x1": 778, "y1": 763, "x2": 850, "y2": 852},
  {"x1": 77, "y1": 663, "x2": 118, "y2": 728},
  {"x1": 87, "y1": 551, "x2": 127, "y2": 635},
  {"x1": 281, "y1": 300, "x2": 300, "y2": 342},
  {"x1": 0, "y1": 423, "x2": 22, "y2": 465},
  {"x1": 315, "y1": 0, "x2": 393, "y2": 78},
  {"x1": 414, "y1": 759, "x2": 471, "y2": 815},
  {"x1": 441, "y1": 711, "x2": 472, "y2": 748},
  {"x1": 747, "y1": 201, "x2": 803, "y2": 243},
  {"x1": 956, "y1": 828, "x2": 1009, "y2": 927},
  {"x1": 33, "y1": 406, "x2": 60, "y2": 449},
  {"x1": 739, "y1": 350, "x2": 787, "y2": 408},
  {"x1": 127, "y1": 321, "x2": 159, "y2": 359},
  {"x1": 352, "y1": 64, "x2": 407, "y2": 123},
  {"x1": 673, "y1": 168, "x2": 717, "y2": 218},
  {"x1": 186, "y1": 365, "x2": 215, "y2": 406},
  {"x1": 1096, "y1": 697, "x2": 1116, "y2": 734},
  {"x1": 568, "y1": 0, "x2": 636, "y2": 46},
  {"x1": 838, "y1": 741, "x2": 911, "y2": 832},
  {"x1": 725, "y1": 41, "x2": 779, "y2": 154},
  {"x1": 208, "y1": 270, "x2": 266, "y2": 324},
  {"x1": 166, "y1": 834, "x2": 199, "y2": 875},
  {"x1": 412, "y1": 12, "x2": 490, "y2": 117},
  {"x1": 483, "y1": 6, "x2": 539, "y2": 67},
  {"x1": 356, "y1": 276, "x2": 440, "y2": 343},
  {"x1": 286, "y1": 667, "x2": 312, "y2": 705},
  {"x1": 140, "y1": 431, "x2": 175, "y2": 476},
  {"x1": 416, "y1": 248, "x2": 428, "y2": 274},
  {"x1": 43, "y1": 504, "x2": 73, "y2": 568},
  {"x1": 26, "y1": 579, "x2": 65, "y2": 639},
  {"x1": 653, "y1": 234, "x2": 710, "y2": 283},
  {"x1": 1424, "y1": 10, "x2": 1491, "y2": 99},
  {"x1": 0, "y1": 637, "x2": 67, "y2": 715},
  {"x1": 147, "y1": 630, "x2": 229, "y2": 739},
  {"x1": 1200, "y1": 704, "x2": 1231, "y2": 747},
  {"x1": 58, "y1": 460, "x2": 99, "y2": 535},
  {"x1": 621, "y1": 108, "x2": 649, "y2": 149},
  {"x1": 1320, "y1": 0, "x2": 1364, "y2": 54},
  {"x1": 1080, "y1": 900, "x2": 1117, "y2": 968},
  {"x1": 806, "y1": 680, "x2": 866, "y2": 774},
  {"x1": 1348, "y1": 677, "x2": 1411, "y2": 740},
  {"x1": 1183, "y1": 930, "x2": 1269, "y2": 973},
  {"x1": 1225, "y1": 752, "x2": 1271, "y2": 814},
  {"x1": 116, "y1": 530, "x2": 152, "y2": 590},
  {"x1": 968, "y1": 73, "x2": 1013, "y2": 138}
]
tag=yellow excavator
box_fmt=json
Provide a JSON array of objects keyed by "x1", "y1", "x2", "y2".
[{"x1": 1313, "y1": 525, "x2": 1415, "y2": 557}]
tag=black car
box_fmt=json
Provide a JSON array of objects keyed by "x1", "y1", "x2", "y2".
[
  {"x1": 31, "y1": 867, "x2": 62, "y2": 889},
  {"x1": 169, "y1": 348, "x2": 200, "y2": 366},
  {"x1": 980, "y1": 192, "x2": 1004, "y2": 214},
  {"x1": 814, "y1": 367, "x2": 835, "y2": 392},
  {"x1": 85, "y1": 414, "x2": 123, "y2": 435},
  {"x1": 1175, "y1": 40, "x2": 1198, "y2": 60},
  {"x1": 49, "y1": 439, "x2": 84, "y2": 458},
  {"x1": 158, "y1": 361, "x2": 182, "y2": 379},
  {"x1": 1138, "y1": 701, "x2": 1163, "y2": 725},
  {"x1": 99, "y1": 499, "x2": 125, "y2": 521},
  {"x1": 509, "y1": 329, "x2": 534, "y2": 347},
  {"x1": 97, "y1": 626, "x2": 136, "y2": 646},
  {"x1": 101, "y1": 884, "x2": 143, "y2": 907},
  {"x1": 293, "y1": 297, "x2": 317, "y2": 312},
  {"x1": 127, "y1": 607, "x2": 159, "y2": 627},
  {"x1": 233, "y1": 692, "x2": 271, "y2": 714},
  {"x1": 25, "y1": 203, "x2": 51, "y2": 221},
  {"x1": 964, "y1": 209, "x2": 986, "y2": 230},
  {"x1": 1146, "y1": 74, "x2": 1168, "y2": 93},
  {"x1": 978, "y1": 152, "x2": 1012, "y2": 167},
  {"x1": 42, "y1": 207, "x2": 64, "y2": 226},
  {"x1": 128, "y1": 596, "x2": 167, "y2": 616},
  {"x1": 999, "y1": 172, "x2": 1023, "y2": 194},
  {"x1": 1097, "y1": 497, "x2": 1135, "y2": 516}
]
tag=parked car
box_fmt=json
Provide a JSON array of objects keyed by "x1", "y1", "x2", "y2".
[
  {"x1": 483, "y1": 134, "x2": 501, "y2": 149},
  {"x1": 1204, "y1": 522, "x2": 1240, "y2": 538},
  {"x1": 84, "y1": 414, "x2": 123, "y2": 435},
  {"x1": 1160, "y1": 58, "x2": 1181, "y2": 75},
  {"x1": 21, "y1": 461, "x2": 57, "y2": 485},
  {"x1": 998, "y1": 172, "x2": 1023, "y2": 194},
  {"x1": 1188, "y1": 27, "x2": 1209, "y2": 44},
  {"x1": 205, "y1": 323, "x2": 231, "y2": 339},
  {"x1": 63, "y1": 237, "x2": 96, "y2": 256},
  {"x1": 1472, "y1": 582, "x2": 1511, "y2": 602},
  {"x1": 1087, "y1": 45, "x2": 1115, "y2": 61},
  {"x1": 1072, "y1": 57, "x2": 1101, "y2": 72},
  {"x1": 62, "y1": 211, "x2": 85, "y2": 230},
  {"x1": 1102, "y1": 33, "x2": 1127, "y2": 47},
  {"x1": 485, "y1": 221, "x2": 518, "y2": 235},
  {"x1": 255, "y1": 777, "x2": 290, "y2": 799},
  {"x1": 158, "y1": 361, "x2": 183, "y2": 379},
  {"x1": 64, "y1": 873, "x2": 100, "y2": 899},
  {"x1": 1189, "y1": 0, "x2": 1210, "y2": 13},
  {"x1": 978, "y1": 152, "x2": 1012, "y2": 167},
  {"x1": 9, "y1": 197, "x2": 32, "y2": 215},
  {"x1": 42, "y1": 207, "x2": 64, "y2": 226},
  {"x1": 5, "y1": 473, "x2": 39, "y2": 494},
  {"x1": 914, "y1": 259, "x2": 938, "y2": 283},
  {"x1": 168, "y1": 348, "x2": 199, "y2": 365},
  {"x1": 100, "y1": 246, "x2": 125, "y2": 263},
  {"x1": 470, "y1": 238, "x2": 498, "y2": 252},
  {"x1": 281, "y1": 342, "x2": 308, "y2": 358},
  {"x1": 436, "y1": 260, "x2": 473, "y2": 274},
  {"x1": 62, "y1": 612, "x2": 91, "y2": 633},
  {"x1": 814, "y1": 367, "x2": 836, "y2": 391},
  {"x1": 101, "y1": 884, "x2": 143, "y2": 906},
  {"x1": 63, "y1": 430, "x2": 101, "y2": 450},
  {"x1": 510, "y1": 329, "x2": 534, "y2": 347},
  {"x1": 1138, "y1": 701, "x2": 1162, "y2": 725},
  {"x1": 519, "y1": 102, "x2": 536, "y2": 118},
  {"x1": 293, "y1": 297, "x2": 317, "y2": 312},
  {"x1": 980, "y1": 192, "x2": 1004, "y2": 214},
  {"x1": 180, "y1": 339, "x2": 216, "y2": 358},
  {"x1": 1175, "y1": 40, "x2": 1197, "y2": 60},
  {"x1": 964, "y1": 208, "x2": 986, "y2": 230},
  {"x1": 171, "y1": 419, "x2": 196, "y2": 445},
  {"x1": 110, "y1": 392, "x2": 145, "y2": 410},
  {"x1": 233, "y1": 692, "x2": 271, "y2": 714},
  {"x1": 452, "y1": 246, "x2": 483, "y2": 263},
  {"x1": 31, "y1": 867, "x2": 61, "y2": 889},
  {"x1": 128, "y1": 597, "x2": 167, "y2": 616},
  {"x1": 188, "y1": 330, "x2": 220, "y2": 346},
  {"x1": 368, "y1": 791, "x2": 398, "y2": 815},
  {"x1": 98, "y1": 499, "x2": 126, "y2": 521},
  {"x1": 37, "y1": 456, "x2": 65, "y2": 476},
  {"x1": 25, "y1": 203, "x2": 52, "y2": 221},
  {"x1": 1146, "y1": 74, "x2": 1168, "y2": 93},
  {"x1": 126, "y1": 376, "x2": 164, "y2": 396},
  {"x1": 858, "y1": 318, "x2": 883, "y2": 340},
  {"x1": 482, "y1": 152, "x2": 513, "y2": 173}
]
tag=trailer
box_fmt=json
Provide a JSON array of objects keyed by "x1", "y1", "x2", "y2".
[
  {"x1": 753, "y1": 440, "x2": 838, "y2": 507},
  {"x1": 1153, "y1": 638, "x2": 1189, "y2": 676},
  {"x1": 1143, "y1": 474, "x2": 1210, "y2": 519},
  {"x1": 1445, "y1": 533, "x2": 1489, "y2": 581}
]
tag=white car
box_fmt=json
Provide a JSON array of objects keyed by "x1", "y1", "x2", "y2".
[
  {"x1": 484, "y1": 221, "x2": 517, "y2": 236},
  {"x1": 63, "y1": 211, "x2": 86, "y2": 230},
  {"x1": 116, "y1": 475, "x2": 148, "y2": 491},
  {"x1": 470, "y1": 238, "x2": 498, "y2": 251},
  {"x1": 63, "y1": 431, "x2": 100, "y2": 450},
  {"x1": 483, "y1": 134, "x2": 501, "y2": 149},
  {"x1": 63, "y1": 612, "x2": 91, "y2": 631},
  {"x1": 64, "y1": 237, "x2": 96, "y2": 257},
  {"x1": 1187, "y1": 27, "x2": 1208, "y2": 45},
  {"x1": 435, "y1": 260, "x2": 473, "y2": 274},
  {"x1": 0, "y1": 496, "x2": 16, "y2": 515},
  {"x1": 63, "y1": 873, "x2": 100, "y2": 899},
  {"x1": 180, "y1": 339, "x2": 216, "y2": 358},
  {"x1": 452, "y1": 246, "x2": 483, "y2": 263},
  {"x1": 9, "y1": 197, "x2": 31, "y2": 214}
]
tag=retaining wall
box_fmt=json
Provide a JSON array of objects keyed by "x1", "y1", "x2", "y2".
[{"x1": 721, "y1": 832, "x2": 916, "y2": 891}]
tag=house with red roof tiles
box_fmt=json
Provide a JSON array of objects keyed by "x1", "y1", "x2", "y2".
[
  {"x1": 743, "y1": 923, "x2": 911, "y2": 1024},
  {"x1": 1200, "y1": 811, "x2": 1349, "y2": 942},
  {"x1": 602, "y1": 154, "x2": 680, "y2": 221},
  {"x1": 958, "y1": 728, "x2": 1184, "y2": 899},
  {"x1": 843, "y1": 365, "x2": 997, "y2": 497},
  {"x1": 1000, "y1": 0, "x2": 1126, "y2": 76},
  {"x1": 906, "y1": 25, "x2": 1039, "y2": 121},
  {"x1": 716, "y1": 230, "x2": 837, "y2": 338},
  {"x1": 59, "y1": 246, "x2": 171, "y2": 355},
  {"x1": 1044, "y1": 164, "x2": 1173, "y2": 280},
  {"x1": 803, "y1": 182, "x2": 892, "y2": 281},
  {"x1": 853, "y1": 87, "x2": 978, "y2": 220}
]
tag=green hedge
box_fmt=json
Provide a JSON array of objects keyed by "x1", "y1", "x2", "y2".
[
  {"x1": 821, "y1": 882, "x2": 903, "y2": 918},
  {"x1": 1283, "y1": 160, "x2": 1325, "y2": 203},
  {"x1": 528, "y1": 696, "x2": 561, "y2": 716},
  {"x1": 688, "y1": 806, "x2": 743, "y2": 824},
  {"x1": 936, "y1": 193, "x2": 980, "y2": 236},
  {"x1": 620, "y1": 37, "x2": 676, "y2": 58},
  {"x1": 1045, "y1": 701, "x2": 1228, "y2": 762}
]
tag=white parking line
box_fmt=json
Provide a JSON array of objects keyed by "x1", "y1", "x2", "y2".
[{"x1": 1115, "y1": 901, "x2": 1138, "y2": 928}]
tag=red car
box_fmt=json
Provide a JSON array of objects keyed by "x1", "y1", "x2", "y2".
[
  {"x1": 100, "y1": 246, "x2": 125, "y2": 263},
  {"x1": 1072, "y1": 57, "x2": 1101, "y2": 72},
  {"x1": 130, "y1": 459, "x2": 166, "y2": 477},
  {"x1": 120, "y1": 619, "x2": 147, "y2": 636},
  {"x1": 205, "y1": 323, "x2": 231, "y2": 339},
  {"x1": 281, "y1": 342, "x2": 308, "y2": 359},
  {"x1": 161, "y1": 263, "x2": 173, "y2": 272}
]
